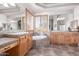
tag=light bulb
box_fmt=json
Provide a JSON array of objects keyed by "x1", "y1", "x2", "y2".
[{"x1": 3, "y1": 3, "x2": 9, "y2": 7}]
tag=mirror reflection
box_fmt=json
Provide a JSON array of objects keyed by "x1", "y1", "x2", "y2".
[{"x1": 49, "y1": 13, "x2": 77, "y2": 32}]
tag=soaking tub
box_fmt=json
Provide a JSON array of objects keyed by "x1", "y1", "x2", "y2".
[{"x1": 32, "y1": 34, "x2": 50, "y2": 48}]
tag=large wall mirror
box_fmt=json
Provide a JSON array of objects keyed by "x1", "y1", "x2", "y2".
[
  {"x1": 49, "y1": 14, "x2": 72, "y2": 32},
  {"x1": 6, "y1": 16, "x2": 22, "y2": 31}
]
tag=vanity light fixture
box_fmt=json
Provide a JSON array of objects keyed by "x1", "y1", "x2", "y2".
[
  {"x1": 10, "y1": 20, "x2": 16, "y2": 22},
  {"x1": 57, "y1": 17, "x2": 65, "y2": 20}
]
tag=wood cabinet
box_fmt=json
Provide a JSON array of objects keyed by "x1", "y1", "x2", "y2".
[
  {"x1": 49, "y1": 32, "x2": 79, "y2": 45},
  {"x1": 19, "y1": 36, "x2": 27, "y2": 55},
  {"x1": 5, "y1": 34, "x2": 32, "y2": 56},
  {"x1": 26, "y1": 34, "x2": 32, "y2": 50},
  {"x1": 0, "y1": 41, "x2": 17, "y2": 54},
  {"x1": 28, "y1": 35, "x2": 32, "y2": 49},
  {"x1": 73, "y1": 33, "x2": 79, "y2": 44}
]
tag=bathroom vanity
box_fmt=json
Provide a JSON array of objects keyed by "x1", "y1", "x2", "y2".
[
  {"x1": 0, "y1": 32, "x2": 32, "y2": 56},
  {"x1": 49, "y1": 32, "x2": 79, "y2": 45},
  {"x1": 0, "y1": 38, "x2": 18, "y2": 55}
]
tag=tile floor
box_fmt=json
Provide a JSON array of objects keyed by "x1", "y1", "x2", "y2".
[{"x1": 27, "y1": 45, "x2": 79, "y2": 56}]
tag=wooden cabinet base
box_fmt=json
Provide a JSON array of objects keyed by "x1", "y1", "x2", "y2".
[
  {"x1": 49, "y1": 32, "x2": 79, "y2": 45},
  {"x1": 5, "y1": 34, "x2": 32, "y2": 56},
  {"x1": 5, "y1": 45, "x2": 19, "y2": 56}
]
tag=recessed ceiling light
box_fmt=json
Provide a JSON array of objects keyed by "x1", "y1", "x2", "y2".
[
  {"x1": 3, "y1": 3, "x2": 9, "y2": 7},
  {"x1": 9, "y1": 3, "x2": 16, "y2": 6},
  {"x1": 1, "y1": 3, "x2": 16, "y2": 7}
]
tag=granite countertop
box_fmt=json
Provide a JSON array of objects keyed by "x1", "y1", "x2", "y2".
[
  {"x1": 0, "y1": 32, "x2": 29, "y2": 48},
  {"x1": 0, "y1": 38, "x2": 17, "y2": 48},
  {"x1": 0, "y1": 32, "x2": 29, "y2": 38},
  {"x1": 3, "y1": 33, "x2": 27, "y2": 38}
]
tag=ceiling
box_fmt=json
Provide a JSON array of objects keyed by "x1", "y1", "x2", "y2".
[
  {"x1": 35, "y1": 3, "x2": 78, "y2": 8},
  {"x1": 16, "y1": 3, "x2": 79, "y2": 15},
  {"x1": 0, "y1": 3, "x2": 25, "y2": 19},
  {"x1": 0, "y1": 3, "x2": 79, "y2": 18}
]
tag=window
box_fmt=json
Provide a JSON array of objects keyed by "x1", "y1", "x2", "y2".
[{"x1": 35, "y1": 16, "x2": 41, "y2": 28}]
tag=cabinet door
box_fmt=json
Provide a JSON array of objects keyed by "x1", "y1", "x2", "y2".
[
  {"x1": 25, "y1": 35, "x2": 32, "y2": 50},
  {"x1": 50, "y1": 33, "x2": 54, "y2": 44},
  {"x1": 19, "y1": 36, "x2": 26, "y2": 56},
  {"x1": 70, "y1": 34, "x2": 75, "y2": 44},
  {"x1": 50, "y1": 32, "x2": 58, "y2": 44},
  {"x1": 28, "y1": 35, "x2": 32, "y2": 49},
  {"x1": 57, "y1": 33, "x2": 64, "y2": 44},
  {"x1": 64, "y1": 33, "x2": 72, "y2": 44},
  {"x1": 5, "y1": 39, "x2": 19, "y2": 56},
  {"x1": 26, "y1": 35, "x2": 29, "y2": 50},
  {"x1": 54, "y1": 33, "x2": 59, "y2": 44},
  {"x1": 73, "y1": 33, "x2": 79, "y2": 44},
  {"x1": 25, "y1": 35, "x2": 29, "y2": 53}
]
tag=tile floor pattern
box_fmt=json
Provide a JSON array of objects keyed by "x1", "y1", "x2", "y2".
[{"x1": 27, "y1": 45, "x2": 79, "y2": 56}]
